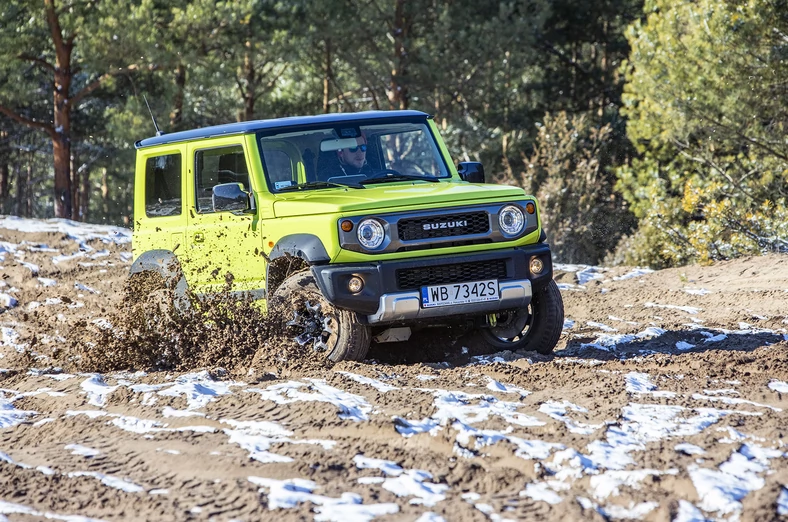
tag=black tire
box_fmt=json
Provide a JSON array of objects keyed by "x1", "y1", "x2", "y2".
[
  {"x1": 271, "y1": 272, "x2": 370, "y2": 362},
  {"x1": 479, "y1": 279, "x2": 564, "y2": 355}
]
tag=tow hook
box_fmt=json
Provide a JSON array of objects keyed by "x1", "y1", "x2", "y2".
[{"x1": 486, "y1": 313, "x2": 498, "y2": 327}]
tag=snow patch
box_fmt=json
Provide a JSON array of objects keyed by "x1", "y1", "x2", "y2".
[
  {"x1": 80, "y1": 374, "x2": 118, "y2": 407},
  {"x1": 675, "y1": 443, "x2": 705, "y2": 455},
  {"x1": 336, "y1": 371, "x2": 399, "y2": 393},
  {"x1": 778, "y1": 487, "x2": 788, "y2": 516},
  {"x1": 223, "y1": 418, "x2": 335, "y2": 464},
  {"x1": 768, "y1": 380, "x2": 788, "y2": 394},
  {"x1": 688, "y1": 444, "x2": 780, "y2": 515},
  {"x1": 520, "y1": 482, "x2": 563, "y2": 505},
  {"x1": 590, "y1": 469, "x2": 677, "y2": 500},
  {"x1": 64, "y1": 444, "x2": 100, "y2": 458},
  {"x1": 613, "y1": 268, "x2": 653, "y2": 280},
  {"x1": 156, "y1": 371, "x2": 243, "y2": 410},
  {"x1": 381, "y1": 469, "x2": 448, "y2": 506},
  {"x1": 67, "y1": 471, "x2": 144, "y2": 493},
  {"x1": 644, "y1": 302, "x2": 701, "y2": 314},
  {"x1": 0, "y1": 396, "x2": 35, "y2": 429},
  {"x1": 353, "y1": 454, "x2": 403, "y2": 477},
  {"x1": 249, "y1": 476, "x2": 399, "y2": 520},
  {"x1": 625, "y1": 372, "x2": 676, "y2": 398},
  {"x1": 0, "y1": 216, "x2": 131, "y2": 244},
  {"x1": 248, "y1": 379, "x2": 372, "y2": 422},
  {"x1": 0, "y1": 500, "x2": 106, "y2": 521},
  {"x1": 538, "y1": 400, "x2": 602, "y2": 435}
]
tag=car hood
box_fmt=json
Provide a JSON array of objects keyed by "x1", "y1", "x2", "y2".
[{"x1": 271, "y1": 182, "x2": 527, "y2": 217}]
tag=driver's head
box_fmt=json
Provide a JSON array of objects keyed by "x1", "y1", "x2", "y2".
[{"x1": 338, "y1": 137, "x2": 367, "y2": 169}]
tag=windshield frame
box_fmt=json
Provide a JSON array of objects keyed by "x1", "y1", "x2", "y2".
[{"x1": 255, "y1": 116, "x2": 452, "y2": 194}]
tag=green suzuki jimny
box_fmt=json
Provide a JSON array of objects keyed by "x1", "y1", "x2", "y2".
[{"x1": 132, "y1": 110, "x2": 563, "y2": 362}]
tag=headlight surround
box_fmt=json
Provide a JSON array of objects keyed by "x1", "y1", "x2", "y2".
[
  {"x1": 498, "y1": 205, "x2": 525, "y2": 236},
  {"x1": 357, "y1": 218, "x2": 385, "y2": 249}
]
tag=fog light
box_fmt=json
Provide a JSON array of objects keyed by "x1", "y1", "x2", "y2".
[
  {"x1": 529, "y1": 257, "x2": 544, "y2": 274},
  {"x1": 348, "y1": 276, "x2": 364, "y2": 293}
]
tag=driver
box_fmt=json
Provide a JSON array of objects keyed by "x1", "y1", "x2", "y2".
[{"x1": 337, "y1": 136, "x2": 372, "y2": 176}]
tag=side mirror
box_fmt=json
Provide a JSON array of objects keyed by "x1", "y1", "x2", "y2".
[
  {"x1": 213, "y1": 183, "x2": 252, "y2": 213},
  {"x1": 457, "y1": 162, "x2": 485, "y2": 183}
]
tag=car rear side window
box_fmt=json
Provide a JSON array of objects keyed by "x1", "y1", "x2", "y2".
[
  {"x1": 145, "y1": 153, "x2": 182, "y2": 217},
  {"x1": 194, "y1": 146, "x2": 250, "y2": 213}
]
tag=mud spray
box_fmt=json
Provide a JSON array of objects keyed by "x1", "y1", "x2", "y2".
[{"x1": 60, "y1": 271, "x2": 331, "y2": 376}]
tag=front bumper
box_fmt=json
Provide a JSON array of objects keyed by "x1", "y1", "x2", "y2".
[
  {"x1": 366, "y1": 279, "x2": 532, "y2": 324},
  {"x1": 311, "y1": 244, "x2": 553, "y2": 325}
]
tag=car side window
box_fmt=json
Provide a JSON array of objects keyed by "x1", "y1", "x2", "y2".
[
  {"x1": 194, "y1": 146, "x2": 250, "y2": 213},
  {"x1": 145, "y1": 153, "x2": 182, "y2": 217}
]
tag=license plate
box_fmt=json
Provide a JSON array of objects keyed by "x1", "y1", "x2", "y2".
[{"x1": 421, "y1": 279, "x2": 499, "y2": 308}]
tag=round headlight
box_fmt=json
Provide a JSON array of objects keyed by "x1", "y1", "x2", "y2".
[
  {"x1": 357, "y1": 218, "x2": 385, "y2": 249},
  {"x1": 499, "y1": 205, "x2": 525, "y2": 236}
]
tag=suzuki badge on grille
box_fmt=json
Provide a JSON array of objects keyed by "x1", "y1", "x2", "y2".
[{"x1": 422, "y1": 220, "x2": 468, "y2": 230}]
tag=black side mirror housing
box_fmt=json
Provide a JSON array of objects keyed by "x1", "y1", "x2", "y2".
[
  {"x1": 213, "y1": 183, "x2": 252, "y2": 213},
  {"x1": 457, "y1": 162, "x2": 485, "y2": 183}
]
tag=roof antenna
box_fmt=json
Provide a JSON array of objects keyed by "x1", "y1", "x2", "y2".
[{"x1": 143, "y1": 94, "x2": 163, "y2": 137}]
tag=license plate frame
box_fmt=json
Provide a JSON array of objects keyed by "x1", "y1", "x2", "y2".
[{"x1": 420, "y1": 279, "x2": 499, "y2": 308}]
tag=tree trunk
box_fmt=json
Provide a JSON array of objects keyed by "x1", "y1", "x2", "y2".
[
  {"x1": 80, "y1": 164, "x2": 89, "y2": 222},
  {"x1": 241, "y1": 43, "x2": 255, "y2": 121},
  {"x1": 323, "y1": 39, "x2": 332, "y2": 113},
  {"x1": 14, "y1": 162, "x2": 23, "y2": 216},
  {"x1": 389, "y1": 0, "x2": 410, "y2": 110},
  {"x1": 101, "y1": 167, "x2": 109, "y2": 219},
  {"x1": 0, "y1": 130, "x2": 8, "y2": 199},
  {"x1": 170, "y1": 63, "x2": 186, "y2": 130},
  {"x1": 25, "y1": 161, "x2": 32, "y2": 217},
  {"x1": 48, "y1": 0, "x2": 74, "y2": 219},
  {"x1": 71, "y1": 149, "x2": 80, "y2": 221}
]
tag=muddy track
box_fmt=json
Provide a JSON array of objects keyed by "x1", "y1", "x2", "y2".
[{"x1": 0, "y1": 217, "x2": 787, "y2": 521}]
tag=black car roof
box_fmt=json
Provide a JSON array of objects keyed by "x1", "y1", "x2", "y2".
[{"x1": 135, "y1": 110, "x2": 431, "y2": 149}]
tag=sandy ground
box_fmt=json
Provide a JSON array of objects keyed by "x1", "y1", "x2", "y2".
[{"x1": 0, "y1": 218, "x2": 787, "y2": 521}]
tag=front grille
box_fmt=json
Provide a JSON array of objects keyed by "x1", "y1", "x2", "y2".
[
  {"x1": 398, "y1": 211, "x2": 489, "y2": 241},
  {"x1": 396, "y1": 259, "x2": 508, "y2": 290},
  {"x1": 396, "y1": 238, "x2": 492, "y2": 252}
]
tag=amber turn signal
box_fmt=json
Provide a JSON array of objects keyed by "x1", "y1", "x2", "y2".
[
  {"x1": 341, "y1": 220, "x2": 354, "y2": 232},
  {"x1": 525, "y1": 202, "x2": 536, "y2": 214}
]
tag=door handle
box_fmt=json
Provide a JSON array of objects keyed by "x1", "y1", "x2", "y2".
[{"x1": 194, "y1": 232, "x2": 205, "y2": 243}]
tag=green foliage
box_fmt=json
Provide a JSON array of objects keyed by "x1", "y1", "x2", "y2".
[
  {"x1": 514, "y1": 111, "x2": 634, "y2": 264},
  {"x1": 617, "y1": 0, "x2": 788, "y2": 266}
]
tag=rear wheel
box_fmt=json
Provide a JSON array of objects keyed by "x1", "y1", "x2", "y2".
[
  {"x1": 271, "y1": 272, "x2": 370, "y2": 362},
  {"x1": 479, "y1": 279, "x2": 564, "y2": 355}
]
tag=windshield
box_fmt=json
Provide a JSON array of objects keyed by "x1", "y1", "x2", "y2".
[{"x1": 258, "y1": 121, "x2": 450, "y2": 192}]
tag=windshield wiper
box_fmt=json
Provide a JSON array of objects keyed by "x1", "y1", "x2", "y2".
[
  {"x1": 359, "y1": 173, "x2": 440, "y2": 185},
  {"x1": 278, "y1": 180, "x2": 363, "y2": 192}
]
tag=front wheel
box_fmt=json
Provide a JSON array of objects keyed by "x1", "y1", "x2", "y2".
[
  {"x1": 271, "y1": 272, "x2": 370, "y2": 362},
  {"x1": 479, "y1": 280, "x2": 564, "y2": 355}
]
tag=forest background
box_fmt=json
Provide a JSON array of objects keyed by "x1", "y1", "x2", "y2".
[{"x1": 0, "y1": 0, "x2": 785, "y2": 268}]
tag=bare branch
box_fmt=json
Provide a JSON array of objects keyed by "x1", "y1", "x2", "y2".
[
  {"x1": 0, "y1": 105, "x2": 56, "y2": 138},
  {"x1": 71, "y1": 64, "x2": 158, "y2": 106},
  {"x1": 17, "y1": 54, "x2": 55, "y2": 73}
]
